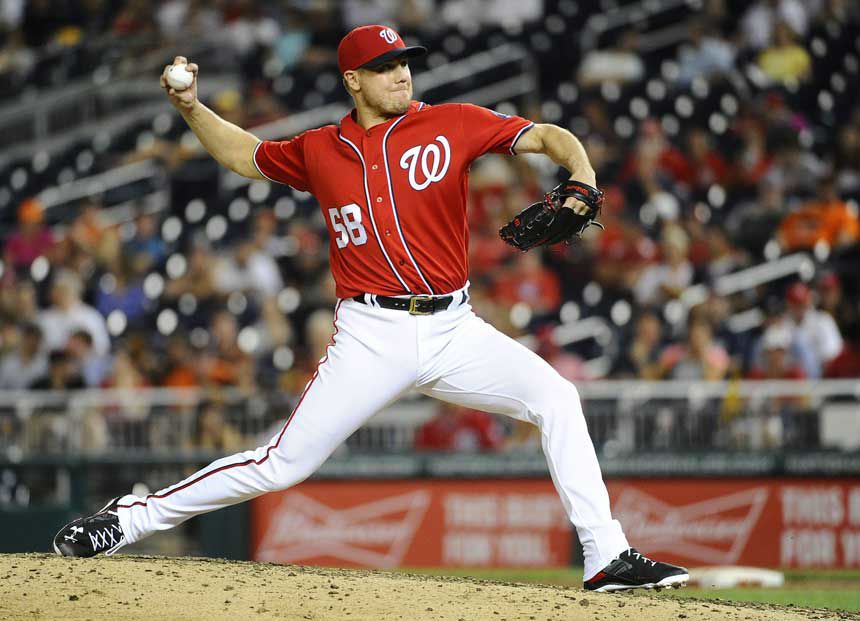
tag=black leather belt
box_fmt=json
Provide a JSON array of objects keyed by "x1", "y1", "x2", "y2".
[{"x1": 352, "y1": 293, "x2": 455, "y2": 315}]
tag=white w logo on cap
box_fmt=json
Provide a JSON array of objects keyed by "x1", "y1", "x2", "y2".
[{"x1": 379, "y1": 28, "x2": 397, "y2": 44}]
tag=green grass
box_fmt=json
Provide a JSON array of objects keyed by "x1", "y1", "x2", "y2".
[
  {"x1": 784, "y1": 569, "x2": 860, "y2": 581},
  {"x1": 657, "y1": 586, "x2": 860, "y2": 612},
  {"x1": 395, "y1": 567, "x2": 860, "y2": 613}
]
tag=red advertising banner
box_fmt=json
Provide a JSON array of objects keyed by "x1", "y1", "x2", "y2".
[
  {"x1": 251, "y1": 480, "x2": 571, "y2": 568},
  {"x1": 606, "y1": 478, "x2": 860, "y2": 570},
  {"x1": 251, "y1": 478, "x2": 860, "y2": 569}
]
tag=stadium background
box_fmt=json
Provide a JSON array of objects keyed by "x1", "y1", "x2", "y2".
[{"x1": 0, "y1": 0, "x2": 859, "y2": 587}]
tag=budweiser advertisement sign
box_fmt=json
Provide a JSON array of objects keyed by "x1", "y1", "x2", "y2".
[
  {"x1": 605, "y1": 479, "x2": 860, "y2": 569},
  {"x1": 251, "y1": 478, "x2": 860, "y2": 569},
  {"x1": 251, "y1": 480, "x2": 571, "y2": 568}
]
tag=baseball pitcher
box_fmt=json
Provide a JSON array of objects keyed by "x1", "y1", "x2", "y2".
[{"x1": 54, "y1": 25, "x2": 687, "y2": 592}]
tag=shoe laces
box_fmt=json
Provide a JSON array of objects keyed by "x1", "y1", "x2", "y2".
[
  {"x1": 87, "y1": 510, "x2": 126, "y2": 555},
  {"x1": 629, "y1": 549, "x2": 657, "y2": 566}
]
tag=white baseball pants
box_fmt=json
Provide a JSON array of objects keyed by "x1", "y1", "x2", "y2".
[{"x1": 116, "y1": 285, "x2": 628, "y2": 579}]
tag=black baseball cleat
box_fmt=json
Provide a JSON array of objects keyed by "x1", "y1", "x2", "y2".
[
  {"x1": 53, "y1": 497, "x2": 126, "y2": 557},
  {"x1": 584, "y1": 548, "x2": 689, "y2": 592}
]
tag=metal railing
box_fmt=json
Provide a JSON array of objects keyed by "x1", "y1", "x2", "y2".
[
  {"x1": 580, "y1": 0, "x2": 694, "y2": 52},
  {"x1": 578, "y1": 379, "x2": 860, "y2": 454},
  {"x1": 0, "y1": 35, "x2": 231, "y2": 154},
  {"x1": 1, "y1": 380, "x2": 857, "y2": 459}
]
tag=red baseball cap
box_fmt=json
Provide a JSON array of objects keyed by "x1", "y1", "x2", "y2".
[
  {"x1": 337, "y1": 25, "x2": 426, "y2": 74},
  {"x1": 818, "y1": 271, "x2": 841, "y2": 290}
]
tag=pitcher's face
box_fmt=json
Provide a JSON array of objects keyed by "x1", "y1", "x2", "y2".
[{"x1": 348, "y1": 59, "x2": 413, "y2": 117}]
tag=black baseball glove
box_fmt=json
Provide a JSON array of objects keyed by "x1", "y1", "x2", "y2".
[{"x1": 499, "y1": 180, "x2": 605, "y2": 251}]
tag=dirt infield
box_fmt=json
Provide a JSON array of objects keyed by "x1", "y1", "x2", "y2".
[{"x1": 1, "y1": 554, "x2": 854, "y2": 621}]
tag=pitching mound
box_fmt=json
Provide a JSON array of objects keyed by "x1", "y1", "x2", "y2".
[{"x1": 0, "y1": 554, "x2": 847, "y2": 620}]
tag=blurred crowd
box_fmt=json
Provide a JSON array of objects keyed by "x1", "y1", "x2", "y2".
[
  {"x1": 1, "y1": 0, "x2": 860, "y2": 455},
  {"x1": 0, "y1": 0, "x2": 544, "y2": 100}
]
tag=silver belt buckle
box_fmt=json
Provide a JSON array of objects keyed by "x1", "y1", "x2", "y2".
[{"x1": 408, "y1": 295, "x2": 434, "y2": 315}]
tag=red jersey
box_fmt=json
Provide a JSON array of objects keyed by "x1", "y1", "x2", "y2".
[{"x1": 254, "y1": 101, "x2": 533, "y2": 298}]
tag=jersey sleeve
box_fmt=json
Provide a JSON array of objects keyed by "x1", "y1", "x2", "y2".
[
  {"x1": 459, "y1": 103, "x2": 535, "y2": 161},
  {"x1": 252, "y1": 133, "x2": 311, "y2": 191}
]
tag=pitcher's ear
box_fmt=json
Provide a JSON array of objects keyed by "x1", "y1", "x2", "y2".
[{"x1": 343, "y1": 71, "x2": 360, "y2": 94}]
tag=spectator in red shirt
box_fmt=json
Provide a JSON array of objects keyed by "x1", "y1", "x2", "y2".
[
  {"x1": 112, "y1": 0, "x2": 156, "y2": 36},
  {"x1": 593, "y1": 186, "x2": 659, "y2": 291},
  {"x1": 732, "y1": 112, "x2": 774, "y2": 189},
  {"x1": 491, "y1": 251, "x2": 561, "y2": 316},
  {"x1": 620, "y1": 119, "x2": 695, "y2": 187},
  {"x1": 816, "y1": 271, "x2": 856, "y2": 329},
  {"x1": 746, "y1": 323, "x2": 812, "y2": 445},
  {"x1": 468, "y1": 187, "x2": 523, "y2": 278},
  {"x1": 684, "y1": 128, "x2": 732, "y2": 190},
  {"x1": 3, "y1": 198, "x2": 54, "y2": 273},
  {"x1": 825, "y1": 322, "x2": 860, "y2": 378},
  {"x1": 414, "y1": 403, "x2": 505, "y2": 452}
]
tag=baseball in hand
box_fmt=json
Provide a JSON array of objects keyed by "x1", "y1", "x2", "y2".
[{"x1": 166, "y1": 64, "x2": 194, "y2": 91}]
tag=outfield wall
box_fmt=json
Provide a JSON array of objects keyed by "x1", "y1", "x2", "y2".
[{"x1": 250, "y1": 478, "x2": 860, "y2": 570}]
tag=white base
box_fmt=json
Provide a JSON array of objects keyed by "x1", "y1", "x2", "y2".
[{"x1": 688, "y1": 566, "x2": 785, "y2": 589}]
